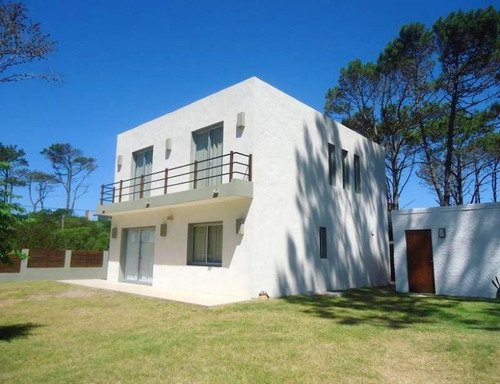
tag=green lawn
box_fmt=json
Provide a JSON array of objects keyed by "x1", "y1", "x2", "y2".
[{"x1": 1, "y1": 281, "x2": 499, "y2": 383}]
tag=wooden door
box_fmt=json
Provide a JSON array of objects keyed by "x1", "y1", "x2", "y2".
[{"x1": 405, "y1": 229, "x2": 435, "y2": 294}]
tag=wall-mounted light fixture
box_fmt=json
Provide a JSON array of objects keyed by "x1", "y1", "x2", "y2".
[
  {"x1": 438, "y1": 228, "x2": 446, "y2": 238},
  {"x1": 117, "y1": 155, "x2": 123, "y2": 172},
  {"x1": 160, "y1": 223, "x2": 167, "y2": 237},
  {"x1": 165, "y1": 138, "x2": 172, "y2": 158},
  {"x1": 237, "y1": 112, "x2": 245, "y2": 129},
  {"x1": 236, "y1": 218, "x2": 245, "y2": 235},
  {"x1": 111, "y1": 227, "x2": 118, "y2": 239}
]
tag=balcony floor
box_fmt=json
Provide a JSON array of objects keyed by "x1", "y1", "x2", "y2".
[{"x1": 97, "y1": 179, "x2": 252, "y2": 217}]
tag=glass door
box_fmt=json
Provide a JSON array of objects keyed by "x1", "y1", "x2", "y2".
[
  {"x1": 123, "y1": 228, "x2": 155, "y2": 284},
  {"x1": 194, "y1": 126, "x2": 223, "y2": 188},
  {"x1": 133, "y1": 148, "x2": 153, "y2": 199}
]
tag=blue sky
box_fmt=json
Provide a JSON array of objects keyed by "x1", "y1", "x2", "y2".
[{"x1": 1, "y1": 0, "x2": 496, "y2": 215}]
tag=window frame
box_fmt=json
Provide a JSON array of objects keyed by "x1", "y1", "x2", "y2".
[
  {"x1": 328, "y1": 143, "x2": 336, "y2": 186},
  {"x1": 187, "y1": 221, "x2": 223, "y2": 266},
  {"x1": 319, "y1": 226, "x2": 327, "y2": 259},
  {"x1": 342, "y1": 149, "x2": 349, "y2": 190},
  {"x1": 354, "y1": 154, "x2": 361, "y2": 193}
]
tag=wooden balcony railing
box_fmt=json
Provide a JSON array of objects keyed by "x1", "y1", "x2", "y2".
[{"x1": 100, "y1": 151, "x2": 252, "y2": 205}]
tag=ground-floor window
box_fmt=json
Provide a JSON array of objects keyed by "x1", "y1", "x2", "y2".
[{"x1": 187, "y1": 222, "x2": 223, "y2": 266}]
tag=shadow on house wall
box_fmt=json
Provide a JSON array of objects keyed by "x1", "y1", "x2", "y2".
[{"x1": 276, "y1": 115, "x2": 389, "y2": 296}]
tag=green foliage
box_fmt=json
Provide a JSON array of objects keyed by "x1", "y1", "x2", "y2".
[
  {"x1": 325, "y1": 6, "x2": 500, "y2": 207},
  {"x1": 0, "y1": 199, "x2": 27, "y2": 264},
  {"x1": 13, "y1": 210, "x2": 110, "y2": 251},
  {"x1": 0, "y1": 143, "x2": 28, "y2": 202}
]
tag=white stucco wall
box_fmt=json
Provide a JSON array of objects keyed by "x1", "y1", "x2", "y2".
[
  {"x1": 392, "y1": 203, "x2": 500, "y2": 299},
  {"x1": 250, "y1": 80, "x2": 389, "y2": 296},
  {"x1": 105, "y1": 77, "x2": 390, "y2": 298}
]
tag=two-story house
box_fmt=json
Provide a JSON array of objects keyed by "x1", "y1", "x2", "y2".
[{"x1": 97, "y1": 77, "x2": 390, "y2": 299}]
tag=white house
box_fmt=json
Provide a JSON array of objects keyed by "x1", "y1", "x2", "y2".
[
  {"x1": 392, "y1": 203, "x2": 500, "y2": 299},
  {"x1": 97, "y1": 77, "x2": 390, "y2": 299}
]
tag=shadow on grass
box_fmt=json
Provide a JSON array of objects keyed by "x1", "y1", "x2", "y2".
[
  {"x1": 283, "y1": 286, "x2": 500, "y2": 330},
  {"x1": 0, "y1": 323, "x2": 42, "y2": 342}
]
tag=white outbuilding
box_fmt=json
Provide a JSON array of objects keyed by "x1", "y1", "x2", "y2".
[{"x1": 392, "y1": 203, "x2": 500, "y2": 299}]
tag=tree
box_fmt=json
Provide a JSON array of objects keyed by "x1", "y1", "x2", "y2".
[
  {"x1": 0, "y1": 190, "x2": 26, "y2": 264},
  {"x1": 325, "y1": 7, "x2": 500, "y2": 207},
  {"x1": 41, "y1": 143, "x2": 97, "y2": 212},
  {"x1": 24, "y1": 170, "x2": 57, "y2": 211},
  {"x1": 433, "y1": 7, "x2": 500, "y2": 205},
  {"x1": 0, "y1": 0, "x2": 58, "y2": 83},
  {"x1": 0, "y1": 142, "x2": 28, "y2": 202},
  {"x1": 324, "y1": 25, "x2": 431, "y2": 210}
]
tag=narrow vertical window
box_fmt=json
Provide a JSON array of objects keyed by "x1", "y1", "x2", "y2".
[
  {"x1": 354, "y1": 154, "x2": 361, "y2": 193},
  {"x1": 342, "y1": 149, "x2": 349, "y2": 189},
  {"x1": 319, "y1": 227, "x2": 327, "y2": 259},
  {"x1": 328, "y1": 143, "x2": 336, "y2": 186}
]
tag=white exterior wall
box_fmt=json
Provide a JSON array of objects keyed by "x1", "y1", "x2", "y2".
[
  {"x1": 250, "y1": 80, "x2": 389, "y2": 296},
  {"x1": 392, "y1": 203, "x2": 500, "y2": 299},
  {"x1": 105, "y1": 77, "x2": 390, "y2": 298}
]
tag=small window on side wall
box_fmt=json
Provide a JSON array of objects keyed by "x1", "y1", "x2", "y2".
[
  {"x1": 354, "y1": 154, "x2": 361, "y2": 193},
  {"x1": 342, "y1": 149, "x2": 349, "y2": 189},
  {"x1": 319, "y1": 227, "x2": 327, "y2": 259},
  {"x1": 328, "y1": 143, "x2": 336, "y2": 186}
]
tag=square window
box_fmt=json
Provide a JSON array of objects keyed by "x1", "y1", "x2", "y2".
[{"x1": 188, "y1": 222, "x2": 223, "y2": 266}]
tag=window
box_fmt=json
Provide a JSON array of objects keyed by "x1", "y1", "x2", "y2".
[
  {"x1": 319, "y1": 227, "x2": 327, "y2": 259},
  {"x1": 193, "y1": 124, "x2": 223, "y2": 188},
  {"x1": 342, "y1": 149, "x2": 349, "y2": 189},
  {"x1": 188, "y1": 222, "x2": 223, "y2": 266},
  {"x1": 328, "y1": 143, "x2": 336, "y2": 186},
  {"x1": 133, "y1": 147, "x2": 153, "y2": 199},
  {"x1": 354, "y1": 154, "x2": 361, "y2": 193}
]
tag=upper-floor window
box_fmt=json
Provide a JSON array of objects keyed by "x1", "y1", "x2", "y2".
[
  {"x1": 193, "y1": 124, "x2": 223, "y2": 188},
  {"x1": 328, "y1": 143, "x2": 336, "y2": 186},
  {"x1": 354, "y1": 154, "x2": 361, "y2": 193},
  {"x1": 133, "y1": 147, "x2": 153, "y2": 198},
  {"x1": 342, "y1": 149, "x2": 349, "y2": 189}
]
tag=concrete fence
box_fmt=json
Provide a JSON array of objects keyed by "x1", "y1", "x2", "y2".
[{"x1": 0, "y1": 249, "x2": 108, "y2": 282}]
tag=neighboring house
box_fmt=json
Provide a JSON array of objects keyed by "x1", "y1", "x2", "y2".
[
  {"x1": 392, "y1": 203, "x2": 500, "y2": 299},
  {"x1": 97, "y1": 77, "x2": 390, "y2": 299}
]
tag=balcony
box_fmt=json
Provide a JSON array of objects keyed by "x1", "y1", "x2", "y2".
[{"x1": 97, "y1": 151, "x2": 253, "y2": 216}]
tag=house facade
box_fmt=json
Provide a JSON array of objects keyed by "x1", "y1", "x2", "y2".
[
  {"x1": 98, "y1": 77, "x2": 390, "y2": 298},
  {"x1": 392, "y1": 203, "x2": 500, "y2": 299}
]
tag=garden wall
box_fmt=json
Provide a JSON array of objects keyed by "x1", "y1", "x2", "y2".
[{"x1": 0, "y1": 249, "x2": 108, "y2": 282}]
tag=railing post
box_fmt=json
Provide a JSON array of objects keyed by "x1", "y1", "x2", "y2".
[
  {"x1": 100, "y1": 185, "x2": 104, "y2": 205},
  {"x1": 164, "y1": 168, "x2": 169, "y2": 195},
  {"x1": 140, "y1": 175, "x2": 145, "y2": 199},
  {"x1": 229, "y1": 151, "x2": 234, "y2": 182},
  {"x1": 119, "y1": 180, "x2": 123, "y2": 202},
  {"x1": 248, "y1": 154, "x2": 253, "y2": 182},
  {"x1": 193, "y1": 161, "x2": 198, "y2": 189},
  {"x1": 112, "y1": 187, "x2": 116, "y2": 203}
]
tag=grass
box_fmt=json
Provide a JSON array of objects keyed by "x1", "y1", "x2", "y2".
[{"x1": 1, "y1": 281, "x2": 499, "y2": 383}]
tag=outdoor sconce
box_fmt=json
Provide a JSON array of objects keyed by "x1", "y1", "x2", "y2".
[
  {"x1": 160, "y1": 223, "x2": 167, "y2": 237},
  {"x1": 165, "y1": 138, "x2": 172, "y2": 158},
  {"x1": 116, "y1": 155, "x2": 123, "y2": 172},
  {"x1": 111, "y1": 227, "x2": 118, "y2": 239},
  {"x1": 236, "y1": 218, "x2": 245, "y2": 235},
  {"x1": 438, "y1": 228, "x2": 446, "y2": 238},
  {"x1": 237, "y1": 112, "x2": 245, "y2": 129}
]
